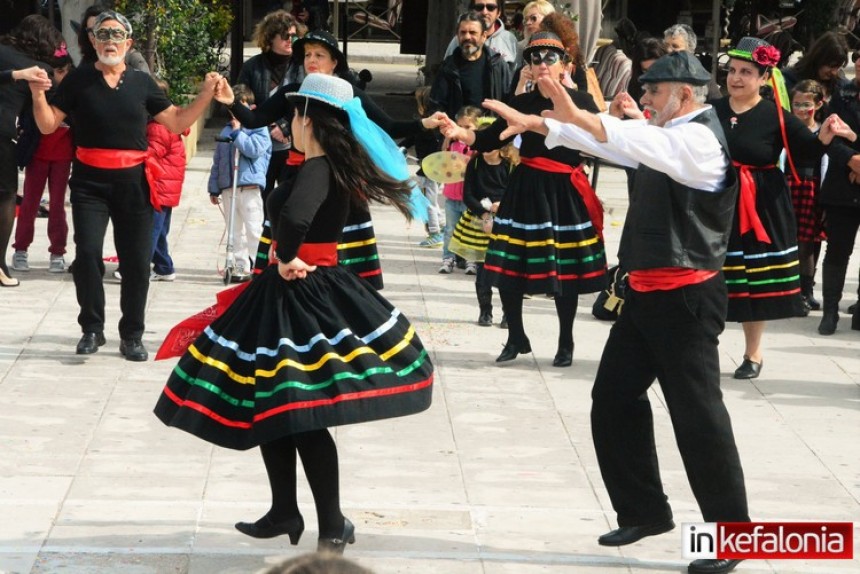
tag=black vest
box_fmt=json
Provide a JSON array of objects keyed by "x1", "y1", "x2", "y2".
[{"x1": 618, "y1": 108, "x2": 738, "y2": 271}]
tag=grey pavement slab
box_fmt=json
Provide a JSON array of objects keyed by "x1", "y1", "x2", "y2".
[{"x1": 1, "y1": 66, "x2": 859, "y2": 573}]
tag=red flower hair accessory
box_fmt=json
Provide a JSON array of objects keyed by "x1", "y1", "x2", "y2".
[{"x1": 752, "y1": 45, "x2": 780, "y2": 68}]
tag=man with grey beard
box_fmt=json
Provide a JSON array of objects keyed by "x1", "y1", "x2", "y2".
[
  {"x1": 443, "y1": 1, "x2": 517, "y2": 69},
  {"x1": 29, "y1": 10, "x2": 221, "y2": 362},
  {"x1": 482, "y1": 51, "x2": 750, "y2": 574},
  {"x1": 429, "y1": 11, "x2": 511, "y2": 119}
]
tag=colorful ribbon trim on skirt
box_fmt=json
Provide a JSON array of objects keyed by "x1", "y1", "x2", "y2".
[
  {"x1": 76, "y1": 147, "x2": 166, "y2": 211},
  {"x1": 519, "y1": 156, "x2": 603, "y2": 239},
  {"x1": 732, "y1": 161, "x2": 774, "y2": 244}
]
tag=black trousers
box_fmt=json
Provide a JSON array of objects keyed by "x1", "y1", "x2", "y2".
[
  {"x1": 591, "y1": 275, "x2": 749, "y2": 526},
  {"x1": 822, "y1": 206, "x2": 860, "y2": 269},
  {"x1": 70, "y1": 164, "x2": 153, "y2": 339}
]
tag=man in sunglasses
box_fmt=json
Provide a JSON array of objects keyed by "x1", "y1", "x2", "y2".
[
  {"x1": 482, "y1": 51, "x2": 752, "y2": 574},
  {"x1": 429, "y1": 11, "x2": 511, "y2": 119},
  {"x1": 443, "y1": 1, "x2": 517, "y2": 70},
  {"x1": 28, "y1": 10, "x2": 223, "y2": 362}
]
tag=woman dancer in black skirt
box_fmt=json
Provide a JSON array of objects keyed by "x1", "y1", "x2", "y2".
[
  {"x1": 155, "y1": 74, "x2": 434, "y2": 553},
  {"x1": 441, "y1": 30, "x2": 606, "y2": 367}
]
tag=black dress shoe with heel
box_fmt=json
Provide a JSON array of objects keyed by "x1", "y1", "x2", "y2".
[
  {"x1": 76, "y1": 332, "x2": 106, "y2": 355},
  {"x1": 495, "y1": 339, "x2": 531, "y2": 363},
  {"x1": 598, "y1": 519, "x2": 675, "y2": 546},
  {"x1": 318, "y1": 517, "x2": 355, "y2": 554},
  {"x1": 235, "y1": 514, "x2": 304, "y2": 544},
  {"x1": 688, "y1": 558, "x2": 743, "y2": 574},
  {"x1": 552, "y1": 347, "x2": 573, "y2": 367},
  {"x1": 733, "y1": 356, "x2": 762, "y2": 379}
]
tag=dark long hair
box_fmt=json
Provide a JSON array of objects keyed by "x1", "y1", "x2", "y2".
[
  {"x1": 77, "y1": 3, "x2": 110, "y2": 64},
  {"x1": 0, "y1": 15, "x2": 65, "y2": 66},
  {"x1": 299, "y1": 99, "x2": 414, "y2": 220},
  {"x1": 792, "y1": 31, "x2": 848, "y2": 94}
]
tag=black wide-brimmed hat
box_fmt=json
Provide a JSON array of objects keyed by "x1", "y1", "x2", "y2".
[
  {"x1": 292, "y1": 30, "x2": 348, "y2": 73},
  {"x1": 638, "y1": 51, "x2": 711, "y2": 86}
]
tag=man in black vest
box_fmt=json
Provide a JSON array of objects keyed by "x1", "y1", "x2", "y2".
[{"x1": 483, "y1": 52, "x2": 748, "y2": 574}]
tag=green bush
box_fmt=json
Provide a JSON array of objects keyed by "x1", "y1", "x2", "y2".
[{"x1": 114, "y1": 0, "x2": 232, "y2": 103}]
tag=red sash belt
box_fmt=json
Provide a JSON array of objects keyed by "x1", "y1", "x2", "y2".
[
  {"x1": 76, "y1": 147, "x2": 166, "y2": 211},
  {"x1": 732, "y1": 161, "x2": 774, "y2": 244},
  {"x1": 271, "y1": 241, "x2": 338, "y2": 267},
  {"x1": 520, "y1": 156, "x2": 603, "y2": 239},
  {"x1": 286, "y1": 149, "x2": 305, "y2": 166}
]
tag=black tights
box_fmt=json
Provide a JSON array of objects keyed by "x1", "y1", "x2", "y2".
[
  {"x1": 259, "y1": 429, "x2": 344, "y2": 537},
  {"x1": 499, "y1": 289, "x2": 578, "y2": 349},
  {"x1": 0, "y1": 191, "x2": 14, "y2": 276}
]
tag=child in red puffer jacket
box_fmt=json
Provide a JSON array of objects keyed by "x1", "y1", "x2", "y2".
[{"x1": 146, "y1": 78, "x2": 187, "y2": 282}]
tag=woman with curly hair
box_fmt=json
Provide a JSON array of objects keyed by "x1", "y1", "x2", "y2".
[
  {"x1": 0, "y1": 15, "x2": 64, "y2": 286},
  {"x1": 512, "y1": 11, "x2": 587, "y2": 95},
  {"x1": 443, "y1": 30, "x2": 604, "y2": 367}
]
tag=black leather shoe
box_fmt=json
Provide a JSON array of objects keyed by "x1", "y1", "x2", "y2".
[
  {"x1": 688, "y1": 558, "x2": 743, "y2": 574},
  {"x1": 318, "y1": 517, "x2": 355, "y2": 554},
  {"x1": 597, "y1": 519, "x2": 675, "y2": 546},
  {"x1": 733, "y1": 356, "x2": 762, "y2": 379},
  {"x1": 76, "y1": 332, "x2": 106, "y2": 355},
  {"x1": 495, "y1": 339, "x2": 531, "y2": 363},
  {"x1": 552, "y1": 347, "x2": 573, "y2": 367},
  {"x1": 499, "y1": 314, "x2": 508, "y2": 329},
  {"x1": 119, "y1": 338, "x2": 148, "y2": 362},
  {"x1": 478, "y1": 311, "x2": 493, "y2": 326},
  {"x1": 235, "y1": 514, "x2": 304, "y2": 544}
]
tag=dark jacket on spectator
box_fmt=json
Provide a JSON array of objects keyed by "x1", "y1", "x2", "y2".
[
  {"x1": 429, "y1": 47, "x2": 511, "y2": 118},
  {"x1": 821, "y1": 79, "x2": 860, "y2": 208}
]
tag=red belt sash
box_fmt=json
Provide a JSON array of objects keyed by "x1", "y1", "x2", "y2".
[
  {"x1": 520, "y1": 156, "x2": 603, "y2": 239},
  {"x1": 732, "y1": 161, "x2": 774, "y2": 244},
  {"x1": 271, "y1": 241, "x2": 338, "y2": 267},
  {"x1": 76, "y1": 147, "x2": 166, "y2": 211}
]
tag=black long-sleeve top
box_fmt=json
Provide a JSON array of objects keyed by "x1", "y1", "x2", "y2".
[
  {"x1": 462, "y1": 155, "x2": 510, "y2": 216},
  {"x1": 230, "y1": 82, "x2": 424, "y2": 140}
]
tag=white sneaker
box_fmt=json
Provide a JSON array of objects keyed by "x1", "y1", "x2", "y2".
[
  {"x1": 113, "y1": 270, "x2": 122, "y2": 281},
  {"x1": 150, "y1": 271, "x2": 176, "y2": 282},
  {"x1": 438, "y1": 258, "x2": 455, "y2": 274},
  {"x1": 465, "y1": 262, "x2": 478, "y2": 275},
  {"x1": 49, "y1": 255, "x2": 65, "y2": 273},
  {"x1": 12, "y1": 251, "x2": 29, "y2": 271}
]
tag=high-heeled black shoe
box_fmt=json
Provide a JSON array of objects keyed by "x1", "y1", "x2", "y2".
[
  {"x1": 495, "y1": 339, "x2": 531, "y2": 363},
  {"x1": 235, "y1": 514, "x2": 304, "y2": 544},
  {"x1": 318, "y1": 517, "x2": 355, "y2": 554},
  {"x1": 552, "y1": 347, "x2": 573, "y2": 367}
]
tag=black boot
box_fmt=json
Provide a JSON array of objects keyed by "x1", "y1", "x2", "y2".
[
  {"x1": 477, "y1": 290, "x2": 493, "y2": 327},
  {"x1": 799, "y1": 275, "x2": 818, "y2": 313},
  {"x1": 818, "y1": 264, "x2": 846, "y2": 336},
  {"x1": 852, "y1": 301, "x2": 860, "y2": 331}
]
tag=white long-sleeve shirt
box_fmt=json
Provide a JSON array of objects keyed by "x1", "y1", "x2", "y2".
[{"x1": 543, "y1": 106, "x2": 729, "y2": 192}]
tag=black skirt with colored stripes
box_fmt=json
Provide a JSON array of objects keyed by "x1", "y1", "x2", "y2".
[
  {"x1": 483, "y1": 164, "x2": 607, "y2": 296},
  {"x1": 724, "y1": 168, "x2": 807, "y2": 322},
  {"x1": 154, "y1": 265, "x2": 433, "y2": 450},
  {"x1": 337, "y1": 202, "x2": 383, "y2": 290}
]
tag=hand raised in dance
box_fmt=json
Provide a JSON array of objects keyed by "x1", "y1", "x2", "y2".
[
  {"x1": 16, "y1": 66, "x2": 52, "y2": 92},
  {"x1": 214, "y1": 77, "x2": 235, "y2": 106},
  {"x1": 609, "y1": 92, "x2": 644, "y2": 120},
  {"x1": 421, "y1": 111, "x2": 450, "y2": 130},
  {"x1": 481, "y1": 99, "x2": 546, "y2": 139},
  {"x1": 819, "y1": 113, "x2": 857, "y2": 145}
]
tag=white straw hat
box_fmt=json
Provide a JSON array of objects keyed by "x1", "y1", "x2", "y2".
[{"x1": 285, "y1": 73, "x2": 354, "y2": 110}]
